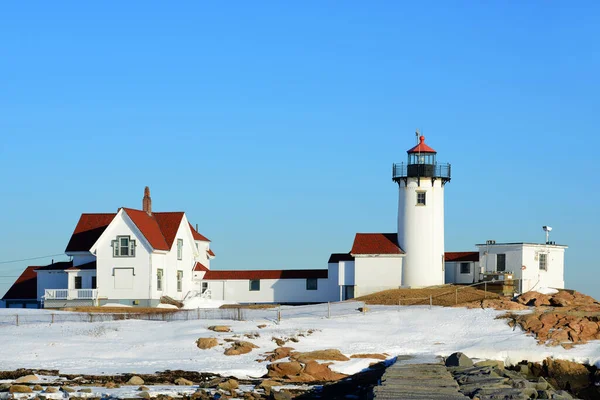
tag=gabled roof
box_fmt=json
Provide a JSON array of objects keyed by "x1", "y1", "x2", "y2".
[
  {"x1": 407, "y1": 136, "x2": 436, "y2": 154},
  {"x1": 328, "y1": 253, "x2": 355, "y2": 263},
  {"x1": 121, "y1": 208, "x2": 170, "y2": 251},
  {"x1": 65, "y1": 213, "x2": 116, "y2": 252},
  {"x1": 351, "y1": 233, "x2": 405, "y2": 255},
  {"x1": 203, "y1": 269, "x2": 328, "y2": 280},
  {"x1": 189, "y1": 223, "x2": 211, "y2": 242},
  {"x1": 194, "y1": 262, "x2": 209, "y2": 272},
  {"x1": 153, "y1": 212, "x2": 185, "y2": 248},
  {"x1": 445, "y1": 252, "x2": 479, "y2": 262},
  {"x1": 35, "y1": 261, "x2": 73, "y2": 271},
  {"x1": 207, "y1": 249, "x2": 215, "y2": 257},
  {"x1": 2, "y1": 266, "x2": 39, "y2": 300}
]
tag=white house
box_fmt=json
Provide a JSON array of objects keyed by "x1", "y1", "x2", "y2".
[
  {"x1": 26, "y1": 187, "x2": 215, "y2": 308},
  {"x1": 444, "y1": 252, "x2": 480, "y2": 285}
]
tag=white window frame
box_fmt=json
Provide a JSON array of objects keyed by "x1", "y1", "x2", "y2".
[
  {"x1": 112, "y1": 235, "x2": 136, "y2": 257},
  {"x1": 157, "y1": 269, "x2": 164, "y2": 291},
  {"x1": 416, "y1": 191, "x2": 426, "y2": 206},
  {"x1": 539, "y1": 253, "x2": 547, "y2": 271},
  {"x1": 177, "y1": 239, "x2": 183, "y2": 260},
  {"x1": 177, "y1": 270, "x2": 183, "y2": 292}
]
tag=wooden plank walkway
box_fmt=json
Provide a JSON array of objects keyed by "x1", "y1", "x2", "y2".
[{"x1": 373, "y1": 362, "x2": 470, "y2": 400}]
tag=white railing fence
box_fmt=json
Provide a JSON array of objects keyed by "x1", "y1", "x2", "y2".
[{"x1": 44, "y1": 289, "x2": 98, "y2": 300}]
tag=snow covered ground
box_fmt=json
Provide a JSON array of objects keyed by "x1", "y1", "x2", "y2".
[{"x1": 0, "y1": 306, "x2": 599, "y2": 379}]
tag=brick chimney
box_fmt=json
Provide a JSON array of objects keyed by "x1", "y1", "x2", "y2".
[{"x1": 143, "y1": 186, "x2": 152, "y2": 215}]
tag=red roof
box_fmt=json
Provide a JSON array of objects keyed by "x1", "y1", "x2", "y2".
[
  {"x1": 194, "y1": 262, "x2": 209, "y2": 272},
  {"x1": 122, "y1": 208, "x2": 170, "y2": 250},
  {"x1": 65, "y1": 213, "x2": 116, "y2": 252},
  {"x1": 207, "y1": 249, "x2": 215, "y2": 257},
  {"x1": 203, "y1": 269, "x2": 328, "y2": 280},
  {"x1": 189, "y1": 223, "x2": 211, "y2": 242},
  {"x1": 2, "y1": 266, "x2": 39, "y2": 300},
  {"x1": 407, "y1": 136, "x2": 437, "y2": 154},
  {"x1": 153, "y1": 212, "x2": 185, "y2": 248},
  {"x1": 350, "y1": 233, "x2": 404, "y2": 255},
  {"x1": 445, "y1": 252, "x2": 479, "y2": 262}
]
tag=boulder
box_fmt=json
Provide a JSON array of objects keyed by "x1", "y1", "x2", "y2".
[
  {"x1": 267, "y1": 361, "x2": 303, "y2": 378},
  {"x1": 549, "y1": 291, "x2": 575, "y2": 307},
  {"x1": 138, "y1": 386, "x2": 150, "y2": 391},
  {"x1": 257, "y1": 380, "x2": 280, "y2": 395},
  {"x1": 79, "y1": 388, "x2": 93, "y2": 393},
  {"x1": 257, "y1": 324, "x2": 267, "y2": 329},
  {"x1": 33, "y1": 385, "x2": 43, "y2": 391},
  {"x1": 272, "y1": 390, "x2": 293, "y2": 400},
  {"x1": 350, "y1": 353, "x2": 387, "y2": 360},
  {"x1": 104, "y1": 382, "x2": 118, "y2": 388},
  {"x1": 517, "y1": 291, "x2": 551, "y2": 307},
  {"x1": 9, "y1": 385, "x2": 33, "y2": 393},
  {"x1": 60, "y1": 386, "x2": 75, "y2": 393},
  {"x1": 272, "y1": 337, "x2": 287, "y2": 347},
  {"x1": 217, "y1": 378, "x2": 239, "y2": 392},
  {"x1": 445, "y1": 352, "x2": 473, "y2": 367},
  {"x1": 474, "y1": 360, "x2": 505, "y2": 369},
  {"x1": 264, "y1": 347, "x2": 295, "y2": 362},
  {"x1": 14, "y1": 374, "x2": 39, "y2": 384},
  {"x1": 544, "y1": 358, "x2": 591, "y2": 392},
  {"x1": 175, "y1": 377, "x2": 194, "y2": 386},
  {"x1": 126, "y1": 376, "x2": 145, "y2": 385},
  {"x1": 139, "y1": 391, "x2": 151, "y2": 399},
  {"x1": 291, "y1": 349, "x2": 350, "y2": 363},
  {"x1": 224, "y1": 340, "x2": 259, "y2": 356},
  {"x1": 208, "y1": 325, "x2": 231, "y2": 333},
  {"x1": 303, "y1": 360, "x2": 347, "y2": 381},
  {"x1": 196, "y1": 338, "x2": 219, "y2": 350},
  {"x1": 284, "y1": 373, "x2": 316, "y2": 383},
  {"x1": 44, "y1": 387, "x2": 59, "y2": 393},
  {"x1": 0, "y1": 384, "x2": 10, "y2": 392}
]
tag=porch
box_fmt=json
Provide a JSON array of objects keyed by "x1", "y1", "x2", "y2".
[{"x1": 43, "y1": 289, "x2": 98, "y2": 308}]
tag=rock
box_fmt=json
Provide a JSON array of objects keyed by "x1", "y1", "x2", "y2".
[
  {"x1": 474, "y1": 360, "x2": 504, "y2": 369},
  {"x1": 271, "y1": 390, "x2": 293, "y2": 400},
  {"x1": 291, "y1": 349, "x2": 350, "y2": 363},
  {"x1": 544, "y1": 358, "x2": 591, "y2": 392},
  {"x1": 272, "y1": 337, "x2": 286, "y2": 347},
  {"x1": 33, "y1": 385, "x2": 43, "y2": 391},
  {"x1": 303, "y1": 360, "x2": 347, "y2": 381},
  {"x1": 517, "y1": 291, "x2": 552, "y2": 307},
  {"x1": 445, "y1": 352, "x2": 473, "y2": 367},
  {"x1": 535, "y1": 377, "x2": 550, "y2": 390},
  {"x1": 267, "y1": 361, "x2": 303, "y2": 378},
  {"x1": 285, "y1": 372, "x2": 316, "y2": 383},
  {"x1": 224, "y1": 340, "x2": 259, "y2": 356},
  {"x1": 257, "y1": 380, "x2": 280, "y2": 395},
  {"x1": 44, "y1": 387, "x2": 58, "y2": 393},
  {"x1": 199, "y1": 377, "x2": 222, "y2": 389},
  {"x1": 126, "y1": 376, "x2": 145, "y2": 385},
  {"x1": 60, "y1": 386, "x2": 76, "y2": 393},
  {"x1": 257, "y1": 324, "x2": 267, "y2": 329},
  {"x1": 105, "y1": 382, "x2": 118, "y2": 388},
  {"x1": 138, "y1": 385, "x2": 149, "y2": 391},
  {"x1": 139, "y1": 391, "x2": 151, "y2": 399},
  {"x1": 196, "y1": 337, "x2": 219, "y2": 350},
  {"x1": 15, "y1": 374, "x2": 39, "y2": 383},
  {"x1": 79, "y1": 388, "x2": 92, "y2": 393},
  {"x1": 0, "y1": 383, "x2": 10, "y2": 392},
  {"x1": 175, "y1": 377, "x2": 194, "y2": 386},
  {"x1": 217, "y1": 379, "x2": 239, "y2": 392},
  {"x1": 264, "y1": 347, "x2": 295, "y2": 362},
  {"x1": 350, "y1": 353, "x2": 387, "y2": 360},
  {"x1": 10, "y1": 385, "x2": 33, "y2": 393},
  {"x1": 208, "y1": 325, "x2": 231, "y2": 333},
  {"x1": 550, "y1": 291, "x2": 575, "y2": 307}
]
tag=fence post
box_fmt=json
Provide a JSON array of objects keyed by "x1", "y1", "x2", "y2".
[
  {"x1": 484, "y1": 282, "x2": 487, "y2": 299},
  {"x1": 90, "y1": 314, "x2": 93, "y2": 323},
  {"x1": 197, "y1": 308, "x2": 200, "y2": 320},
  {"x1": 237, "y1": 308, "x2": 241, "y2": 321},
  {"x1": 277, "y1": 305, "x2": 281, "y2": 324},
  {"x1": 51, "y1": 314, "x2": 55, "y2": 324},
  {"x1": 15, "y1": 314, "x2": 19, "y2": 326},
  {"x1": 327, "y1": 302, "x2": 331, "y2": 319},
  {"x1": 429, "y1": 295, "x2": 432, "y2": 309},
  {"x1": 398, "y1": 298, "x2": 401, "y2": 311},
  {"x1": 455, "y1": 288, "x2": 458, "y2": 305}
]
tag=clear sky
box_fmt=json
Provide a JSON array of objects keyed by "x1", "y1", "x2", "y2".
[{"x1": 1, "y1": 2, "x2": 599, "y2": 299}]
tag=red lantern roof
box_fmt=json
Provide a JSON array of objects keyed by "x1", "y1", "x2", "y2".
[{"x1": 407, "y1": 136, "x2": 437, "y2": 154}]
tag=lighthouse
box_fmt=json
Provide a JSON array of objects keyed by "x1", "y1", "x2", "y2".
[{"x1": 393, "y1": 133, "x2": 451, "y2": 287}]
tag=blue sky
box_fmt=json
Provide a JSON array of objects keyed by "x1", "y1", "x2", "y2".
[{"x1": 1, "y1": 1, "x2": 599, "y2": 299}]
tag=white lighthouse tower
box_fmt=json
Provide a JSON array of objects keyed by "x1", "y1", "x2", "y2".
[{"x1": 393, "y1": 133, "x2": 451, "y2": 287}]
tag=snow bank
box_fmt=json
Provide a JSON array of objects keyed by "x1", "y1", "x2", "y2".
[
  {"x1": 535, "y1": 287, "x2": 559, "y2": 295},
  {"x1": 182, "y1": 297, "x2": 237, "y2": 309},
  {"x1": 1, "y1": 306, "x2": 599, "y2": 378}
]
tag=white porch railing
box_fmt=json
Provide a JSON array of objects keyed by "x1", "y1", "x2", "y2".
[{"x1": 44, "y1": 289, "x2": 98, "y2": 300}]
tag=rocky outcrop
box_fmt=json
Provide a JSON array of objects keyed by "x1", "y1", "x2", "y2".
[
  {"x1": 9, "y1": 385, "x2": 33, "y2": 393},
  {"x1": 350, "y1": 353, "x2": 388, "y2": 360},
  {"x1": 208, "y1": 325, "x2": 231, "y2": 333},
  {"x1": 544, "y1": 358, "x2": 592, "y2": 393},
  {"x1": 126, "y1": 375, "x2": 144, "y2": 385},
  {"x1": 516, "y1": 291, "x2": 552, "y2": 307},
  {"x1": 224, "y1": 340, "x2": 258, "y2": 356},
  {"x1": 196, "y1": 338, "x2": 219, "y2": 350},
  {"x1": 266, "y1": 359, "x2": 347, "y2": 383},
  {"x1": 507, "y1": 311, "x2": 600, "y2": 346},
  {"x1": 445, "y1": 352, "x2": 473, "y2": 367},
  {"x1": 290, "y1": 349, "x2": 350, "y2": 363},
  {"x1": 14, "y1": 374, "x2": 38, "y2": 383}
]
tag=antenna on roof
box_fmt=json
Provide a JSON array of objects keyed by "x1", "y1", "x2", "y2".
[
  {"x1": 415, "y1": 128, "x2": 420, "y2": 144},
  {"x1": 543, "y1": 226, "x2": 553, "y2": 244}
]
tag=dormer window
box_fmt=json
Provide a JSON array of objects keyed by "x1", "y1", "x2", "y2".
[
  {"x1": 177, "y1": 239, "x2": 183, "y2": 260},
  {"x1": 112, "y1": 235, "x2": 136, "y2": 257}
]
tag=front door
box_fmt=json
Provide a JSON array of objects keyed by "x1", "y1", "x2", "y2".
[{"x1": 343, "y1": 285, "x2": 355, "y2": 300}]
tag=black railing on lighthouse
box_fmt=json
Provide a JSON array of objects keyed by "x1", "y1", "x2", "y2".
[{"x1": 392, "y1": 162, "x2": 451, "y2": 182}]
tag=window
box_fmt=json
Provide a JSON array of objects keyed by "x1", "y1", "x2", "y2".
[
  {"x1": 460, "y1": 262, "x2": 470, "y2": 274},
  {"x1": 306, "y1": 278, "x2": 318, "y2": 290},
  {"x1": 92, "y1": 276, "x2": 97, "y2": 289},
  {"x1": 177, "y1": 270, "x2": 183, "y2": 292},
  {"x1": 177, "y1": 239, "x2": 183, "y2": 260},
  {"x1": 157, "y1": 269, "x2": 164, "y2": 291},
  {"x1": 249, "y1": 280, "x2": 260, "y2": 291},
  {"x1": 201, "y1": 282, "x2": 209, "y2": 294},
  {"x1": 497, "y1": 254, "x2": 506, "y2": 272},
  {"x1": 112, "y1": 235, "x2": 136, "y2": 257},
  {"x1": 74, "y1": 276, "x2": 82, "y2": 289},
  {"x1": 539, "y1": 253, "x2": 547, "y2": 271},
  {"x1": 416, "y1": 191, "x2": 426, "y2": 206}
]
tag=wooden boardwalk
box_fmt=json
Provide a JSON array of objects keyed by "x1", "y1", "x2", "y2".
[{"x1": 373, "y1": 362, "x2": 470, "y2": 400}]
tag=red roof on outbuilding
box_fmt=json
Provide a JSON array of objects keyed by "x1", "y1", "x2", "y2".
[
  {"x1": 407, "y1": 136, "x2": 437, "y2": 154},
  {"x1": 203, "y1": 269, "x2": 328, "y2": 280},
  {"x1": 65, "y1": 213, "x2": 116, "y2": 252},
  {"x1": 351, "y1": 233, "x2": 404, "y2": 255},
  {"x1": 2, "y1": 266, "x2": 39, "y2": 300},
  {"x1": 445, "y1": 252, "x2": 479, "y2": 262}
]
